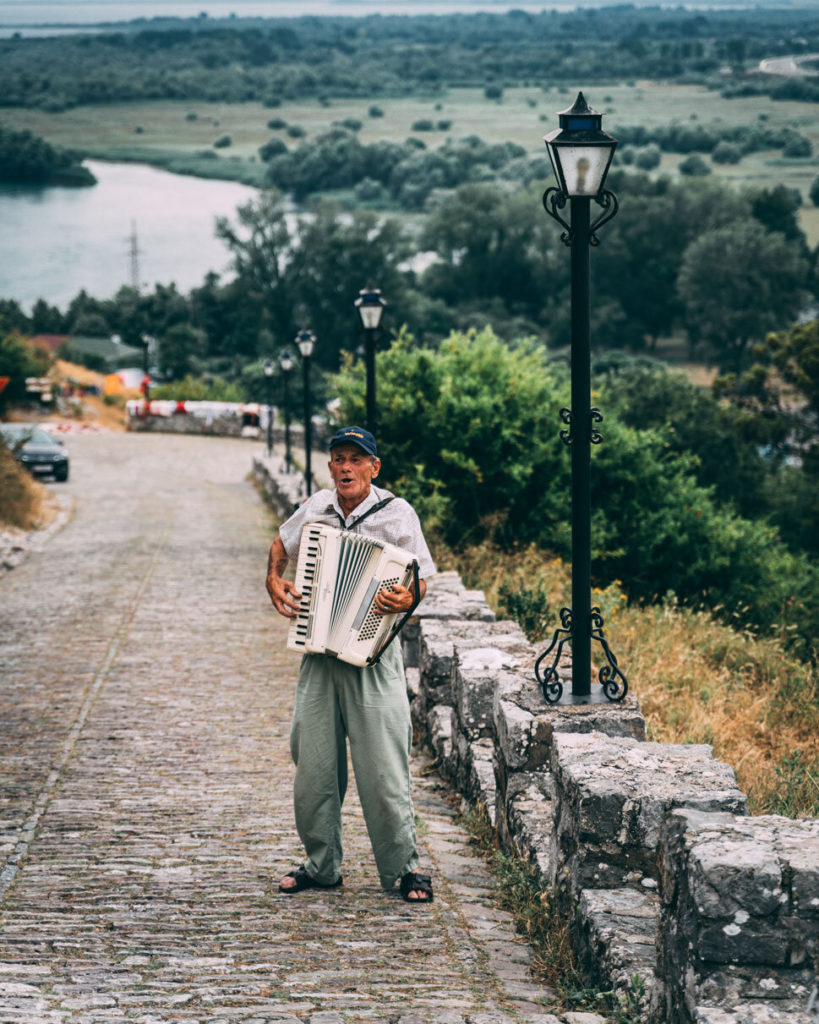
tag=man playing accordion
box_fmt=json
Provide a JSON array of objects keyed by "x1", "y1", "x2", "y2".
[{"x1": 266, "y1": 425, "x2": 436, "y2": 904}]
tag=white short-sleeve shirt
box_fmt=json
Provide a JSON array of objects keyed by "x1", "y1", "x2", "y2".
[{"x1": 279, "y1": 484, "x2": 436, "y2": 580}]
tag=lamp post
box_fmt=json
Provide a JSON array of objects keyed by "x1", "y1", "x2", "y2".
[
  {"x1": 295, "y1": 329, "x2": 316, "y2": 497},
  {"x1": 263, "y1": 358, "x2": 274, "y2": 458},
  {"x1": 354, "y1": 287, "x2": 387, "y2": 435},
  {"x1": 279, "y1": 348, "x2": 294, "y2": 473},
  {"x1": 535, "y1": 92, "x2": 628, "y2": 706}
]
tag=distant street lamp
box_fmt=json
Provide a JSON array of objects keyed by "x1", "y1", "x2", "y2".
[
  {"x1": 279, "y1": 348, "x2": 295, "y2": 473},
  {"x1": 263, "y1": 359, "x2": 274, "y2": 458},
  {"x1": 354, "y1": 287, "x2": 387, "y2": 435},
  {"x1": 535, "y1": 92, "x2": 628, "y2": 706},
  {"x1": 295, "y1": 329, "x2": 316, "y2": 497}
]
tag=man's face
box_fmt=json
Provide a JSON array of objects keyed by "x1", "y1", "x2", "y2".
[{"x1": 329, "y1": 444, "x2": 381, "y2": 508}]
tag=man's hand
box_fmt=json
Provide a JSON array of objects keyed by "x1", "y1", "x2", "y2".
[
  {"x1": 267, "y1": 575, "x2": 302, "y2": 619},
  {"x1": 374, "y1": 578, "x2": 426, "y2": 615},
  {"x1": 266, "y1": 537, "x2": 302, "y2": 619}
]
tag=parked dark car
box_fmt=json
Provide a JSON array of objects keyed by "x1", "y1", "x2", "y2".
[{"x1": 0, "y1": 423, "x2": 69, "y2": 481}]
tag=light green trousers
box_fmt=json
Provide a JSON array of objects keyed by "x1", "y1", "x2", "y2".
[{"x1": 289, "y1": 642, "x2": 419, "y2": 890}]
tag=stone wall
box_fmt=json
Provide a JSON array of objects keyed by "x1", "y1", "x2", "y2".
[{"x1": 255, "y1": 458, "x2": 819, "y2": 1024}]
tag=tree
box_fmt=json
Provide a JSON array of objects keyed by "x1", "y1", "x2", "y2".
[
  {"x1": 678, "y1": 154, "x2": 710, "y2": 176},
  {"x1": 158, "y1": 323, "x2": 205, "y2": 380},
  {"x1": 287, "y1": 199, "x2": 411, "y2": 369},
  {"x1": 0, "y1": 333, "x2": 51, "y2": 413},
  {"x1": 215, "y1": 190, "x2": 297, "y2": 349},
  {"x1": 419, "y1": 183, "x2": 554, "y2": 320},
  {"x1": 677, "y1": 220, "x2": 809, "y2": 371}
]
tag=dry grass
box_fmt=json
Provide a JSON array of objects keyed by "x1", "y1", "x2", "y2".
[
  {"x1": 0, "y1": 442, "x2": 48, "y2": 530},
  {"x1": 444, "y1": 541, "x2": 819, "y2": 818}
]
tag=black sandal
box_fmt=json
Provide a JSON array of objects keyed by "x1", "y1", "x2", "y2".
[
  {"x1": 399, "y1": 871, "x2": 433, "y2": 903},
  {"x1": 278, "y1": 865, "x2": 343, "y2": 894}
]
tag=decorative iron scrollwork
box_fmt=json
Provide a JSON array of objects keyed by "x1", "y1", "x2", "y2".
[
  {"x1": 534, "y1": 607, "x2": 572, "y2": 704},
  {"x1": 590, "y1": 408, "x2": 603, "y2": 445},
  {"x1": 589, "y1": 189, "x2": 619, "y2": 246},
  {"x1": 542, "y1": 187, "x2": 573, "y2": 246},
  {"x1": 559, "y1": 407, "x2": 572, "y2": 445},
  {"x1": 590, "y1": 606, "x2": 628, "y2": 701}
]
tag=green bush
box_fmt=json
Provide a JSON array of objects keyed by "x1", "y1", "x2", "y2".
[
  {"x1": 334, "y1": 328, "x2": 819, "y2": 653},
  {"x1": 679, "y1": 154, "x2": 711, "y2": 176},
  {"x1": 149, "y1": 374, "x2": 243, "y2": 402},
  {"x1": 0, "y1": 333, "x2": 52, "y2": 411}
]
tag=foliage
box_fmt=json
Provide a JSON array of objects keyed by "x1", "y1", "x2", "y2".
[
  {"x1": 598, "y1": 364, "x2": 772, "y2": 521},
  {"x1": 678, "y1": 154, "x2": 710, "y2": 176},
  {"x1": 458, "y1": 804, "x2": 586, "y2": 999},
  {"x1": 149, "y1": 374, "x2": 243, "y2": 402},
  {"x1": 0, "y1": 125, "x2": 95, "y2": 186},
  {"x1": 0, "y1": 437, "x2": 45, "y2": 530},
  {"x1": 264, "y1": 128, "x2": 531, "y2": 209},
  {"x1": 334, "y1": 327, "x2": 569, "y2": 548},
  {"x1": 215, "y1": 190, "x2": 412, "y2": 370},
  {"x1": 336, "y1": 329, "x2": 819, "y2": 652},
  {"x1": 0, "y1": 334, "x2": 52, "y2": 412},
  {"x1": 713, "y1": 319, "x2": 819, "y2": 557},
  {"x1": 677, "y1": 220, "x2": 809, "y2": 370}
]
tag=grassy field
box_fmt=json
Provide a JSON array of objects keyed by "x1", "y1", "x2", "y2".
[{"x1": 3, "y1": 79, "x2": 819, "y2": 239}]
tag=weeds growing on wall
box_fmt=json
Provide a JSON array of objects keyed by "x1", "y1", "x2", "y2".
[{"x1": 459, "y1": 803, "x2": 648, "y2": 1022}]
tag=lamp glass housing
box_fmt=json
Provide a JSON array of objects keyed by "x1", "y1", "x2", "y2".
[
  {"x1": 279, "y1": 350, "x2": 294, "y2": 373},
  {"x1": 296, "y1": 331, "x2": 315, "y2": 359},
  {"x1": 263, "y1": 359, "x2": 274, "y2": 377},
  {"x1": 355, "y1": 288, "x2": 386, "y2": 330},
  {"x1": 546, "y1": 141, "x2": 615, "y2": 197},
  {"x1": 359, "y1": 304, "x2": 383, "y2": 330},
  {"x1": 543, "y1": 91, "x2": 617, "y2": 198}
]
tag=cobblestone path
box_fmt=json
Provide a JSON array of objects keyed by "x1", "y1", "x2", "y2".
[{"x1": 0, "y1": 434, "x2": 556, "y2": 1024}]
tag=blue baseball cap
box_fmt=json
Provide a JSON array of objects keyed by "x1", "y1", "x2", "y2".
[{"x1": 328, "y1": 425, "x2": 377, "y2": 457}]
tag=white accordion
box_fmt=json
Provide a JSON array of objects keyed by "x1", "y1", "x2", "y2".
[{"x1": 287, "y1": 522, "x2": 420, "y2": 667}]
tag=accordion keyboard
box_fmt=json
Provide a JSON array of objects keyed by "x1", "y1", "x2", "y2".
[{"x1": 288, "y1": 522, "x2": 328, "y2": 652}]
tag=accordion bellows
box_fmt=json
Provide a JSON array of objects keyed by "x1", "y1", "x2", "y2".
[{"x1": 287, "y1": 522, "x2": 419, "y2": 667}]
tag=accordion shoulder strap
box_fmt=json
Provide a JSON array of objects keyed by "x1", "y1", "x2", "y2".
[{"x1": 333, "y1": 495, "x2": 395, "y2": 531}]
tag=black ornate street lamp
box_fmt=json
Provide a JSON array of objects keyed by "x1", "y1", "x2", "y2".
[
  {"x1": 354, "y1": 286, "x2": 387, "y2": 435},
  {"x1": 295, "y1": 329, "x2": 316, "y2": 497},
  {"x1": 263, "y1": 358, "x2": 274, "y2": 458},
  {"x1": 535, "y1": 92, "x2": 628, "y2": 706},
  {"x1": 279, "y1": 348, "x2": 294, "y2": 473}
]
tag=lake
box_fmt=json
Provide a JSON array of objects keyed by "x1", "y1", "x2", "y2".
[
  {"x1": 0, "y1": 0, "x2": 576, "y2": 34},
  {"x1": 0, "y1": 161, "x2": 259, "y2": 311}
]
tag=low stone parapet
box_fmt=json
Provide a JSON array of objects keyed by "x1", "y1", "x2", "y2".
[
  {"x1": 253, "y1": 451, "x2": 306, "y2": 520},
  {"x1": 550, "y1": 734, "x2": 747, "y2": 910},
  {"x1": 653, "y1": 808, "x2": 819, "y2": 1024}
]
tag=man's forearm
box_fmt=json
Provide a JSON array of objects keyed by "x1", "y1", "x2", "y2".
[{"x1": 267, "y1": 537, "x2": 289, "y2": 583}]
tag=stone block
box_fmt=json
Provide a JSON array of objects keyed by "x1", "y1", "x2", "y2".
[
  {"x1": 551, "y1": 735, "x2": 747, "y2": 909},
  {"x1": 576, "y1": 887, "x2": 658, "y2": 1011},
  {"x1": 653, "y1": 809, "x2": 819, "y2": 1024},
  {"x1": 405, "y1": 665, "x2": 420, "y2": 703},
  {"x1": 427, "y1": 704, "x2": 456, "y2": 771},
  {"x1": 695, "y1": 1007, "x2": 813, "y2": 1024},
  {"x1": 418, "y1": 618, "x2": 492, "y2": 710},
  {"x1": 495, "y1": 767, "x2": 552, "y2": 883},
  {"x1": 415, "y1": 570, "x2": 495, "y2": 623},
  {"x1": 494, "y1": 673, "x2": 645, "y2": 775},
  {"x1": 453, "y1": 621, "x2": 533, "y2": 738}
]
